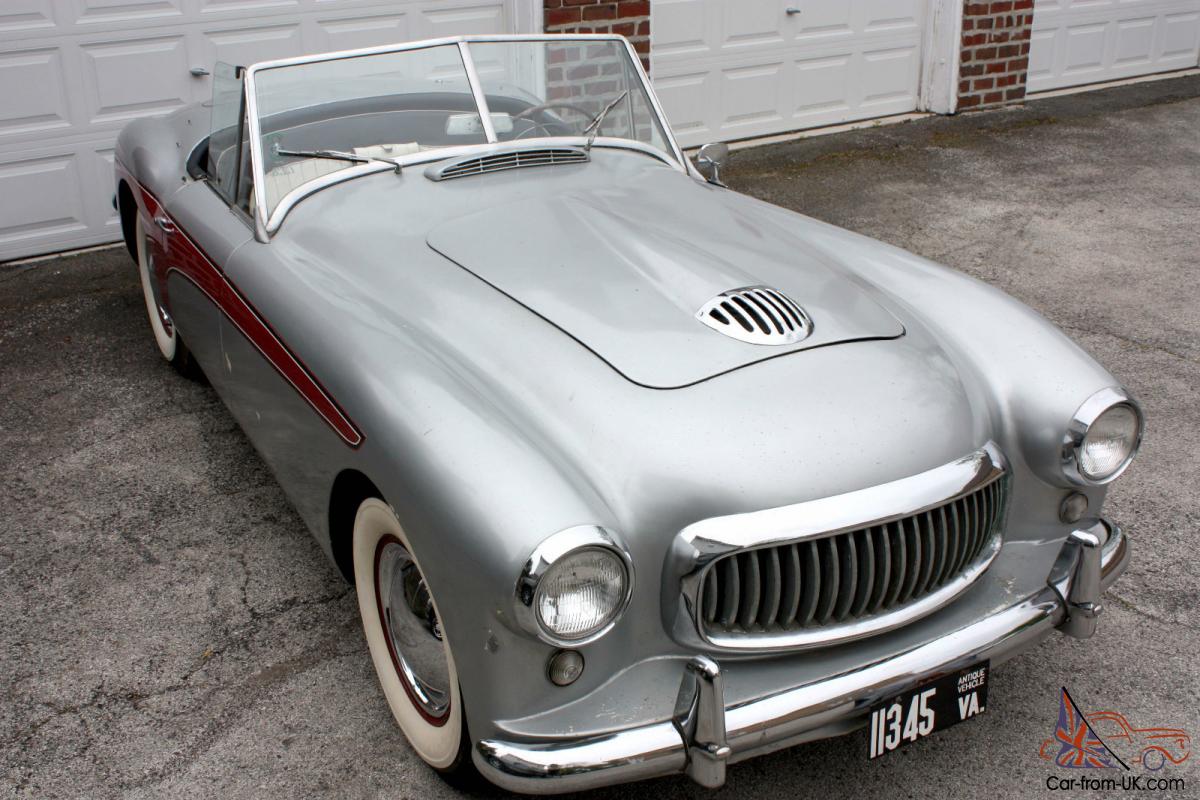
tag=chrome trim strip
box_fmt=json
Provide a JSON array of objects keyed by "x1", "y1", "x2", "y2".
[
  {"x1": 1061, "y1": 386, "x2": 1144, "y2": 485},
  {"x1": 619, "y1": 35, "x2": 688, "y2": 169},
  {"x1": 475, "y1": 521, "x2": 1129, "y2": 794},
  {"x1": 242, "y1": 35, "x2": 688, "y2": 237},
  {"x1": 457, "y1": 41, "x2": 497, "y2": 143},
  {"x1": 666, "y1": 443, "x2": 1008, "y2": 652}
]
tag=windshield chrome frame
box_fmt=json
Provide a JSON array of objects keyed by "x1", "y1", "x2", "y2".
[{"x1": 242, "y1": 34, "x2": 687, "y2": 237}]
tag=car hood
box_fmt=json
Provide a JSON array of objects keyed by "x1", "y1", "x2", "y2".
[{"x1": 426, "y1": 182, "x2": 904, "y2": 389}]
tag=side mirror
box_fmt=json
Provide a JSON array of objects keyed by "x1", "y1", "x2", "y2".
[{"x1": 695, "y1": 142, "x2": 730, "y2": 186}]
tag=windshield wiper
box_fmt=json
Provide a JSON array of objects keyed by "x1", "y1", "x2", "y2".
[
  {"x1": 273, "y1": 145, "x2": 402, "y2": 174},
  {"x1": 583, "y1": 90, "x2": 629, "y2": 152}
]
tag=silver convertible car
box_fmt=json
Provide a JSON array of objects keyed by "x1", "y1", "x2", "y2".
[{"x1": 113, "y1": 34, "x2": 1142, "y2": 792}]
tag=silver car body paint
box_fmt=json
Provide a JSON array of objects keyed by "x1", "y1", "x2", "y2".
[{"x1": 113, "y1": 34, "x2": 1131, "y2": 791}]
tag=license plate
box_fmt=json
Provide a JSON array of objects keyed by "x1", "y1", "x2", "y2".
[{"x1": 868, "y1": 661, "x2": 989, "y2": 759}]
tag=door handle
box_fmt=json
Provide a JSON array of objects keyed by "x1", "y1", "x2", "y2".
[
  {"x1": 154, "y1": 215, "x2": 176, "y2": 234},
  {"x1": 785, "y1": 6, "x2": 801, "y2": 15},
  {"x1": 190, "y1": 66, "x2": 210, "y2": 77}
]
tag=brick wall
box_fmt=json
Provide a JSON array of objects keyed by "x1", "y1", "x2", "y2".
[
  {"x1": 958, "y1": 1, "x2": 1034, "y2": 110},
  {"x1": 544, "y1": 1, "x2": 651, "y2": 72}
]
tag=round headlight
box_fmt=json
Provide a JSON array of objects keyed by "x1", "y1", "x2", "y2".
[
  {"x1": 1079, "y1": 404, "x2": 1139, "y2": 480},
  {"x1": 536, "y1": 547, "x2": 628, "y2": 641},
  {"x1": 515, "y1": 526, "x2": 633, "y2": 646},
  {"x1": 1064, "y1": 389, "x2": 1143, "y2": 485}
]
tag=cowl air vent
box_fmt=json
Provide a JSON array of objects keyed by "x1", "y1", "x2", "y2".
[
  {"x1": 426, "y1": 147, "x2": 589, "y2": 181},
  {"x1": 696, "y1": 286, "x2": 813, "y2": 345}
]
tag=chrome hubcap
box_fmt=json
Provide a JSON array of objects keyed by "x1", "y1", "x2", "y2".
[{"x1": 374, "y1": 538, "x2": 451, "y2": 721}]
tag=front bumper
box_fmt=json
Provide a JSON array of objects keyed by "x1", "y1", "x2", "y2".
[{"x1": 474, "y1": 519, "x2": 1129, "y2": 793}]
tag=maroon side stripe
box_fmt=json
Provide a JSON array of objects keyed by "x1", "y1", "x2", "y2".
[{"x1": 121, "y1": 168, "x2": 363, "y2": 448}]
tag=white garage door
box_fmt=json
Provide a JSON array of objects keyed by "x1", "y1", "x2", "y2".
[
  {"x1": 1029, "y1": 0, "x2": 1200, "y2": 92},
  {"x1": 651, "y1": 0, "x2": 927, "y2": 148},
  {"x1": 0, "y1": 1, "x2": 531, "y2": 262}
]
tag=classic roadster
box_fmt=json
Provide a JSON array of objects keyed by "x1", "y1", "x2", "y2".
[{"x1": 113, "y1": 34, "x2": 1141, "y2": 792}]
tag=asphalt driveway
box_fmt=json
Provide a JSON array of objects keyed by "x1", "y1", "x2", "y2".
[{"x1": 3, "y1": 75, "x2": 1198, "y2": 799}]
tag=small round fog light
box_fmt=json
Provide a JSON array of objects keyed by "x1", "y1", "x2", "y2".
[
  {"x1": 547, "y1": 649, "x2": 584, "y2": 687},
  {"x1": 1060, "y1": 492, "x2": 1089, "y2": 524}
]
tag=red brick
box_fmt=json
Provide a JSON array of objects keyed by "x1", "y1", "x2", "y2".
[
  {"x1": 1005, "y1": 87, "x2": 1026, "y2": 101},
  {"x1": 975, "y1": 46, "x2": 997, "y2": 60},
  {"x1": 959, "y1": 79, "x2": 971, "y2": 94},
  {"x1": 973, "y1": 76, "x2": 995, "y2": 90},
  {"x1": 985, "y1": 60, "x2": 1007, "y2": 74},
  {"x1": 989, "y1": 1, "x2": 1013, "y2": 12},
  {"x1": 582, "y1": 3, "x2": 616, "y2": 20},
  {"x1": 959, "y1": 94, "x2": 982, "y2": 108},
  {"x1": 612, "y1": 21, "x2": 635, "y2": 36},
  {"x1": 962, "y1": 32, "x2": 986, "y2": 46},
  {"x1": 562, "y1": 0, "x2": 598, "y2": 6},
  {"x1": 617, "y1": 0, "x2": 650, "y2": 17},
  {"x1": 545, "y1": 7, "x2": 581, "y2": 26},
  {"x1": 983, "y1": 91, "x2": 1003, "y2": 104},
  {"x1": 965, "y1": 3, "x2": 989, "y2": 14},
  {"x1": 637, "y1": 19, "x2": 649, "y2": 35}
]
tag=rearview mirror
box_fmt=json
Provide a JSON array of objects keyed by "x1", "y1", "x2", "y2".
[{"x1": 695, "y1": 142, "x2": 730, "y2": 186}]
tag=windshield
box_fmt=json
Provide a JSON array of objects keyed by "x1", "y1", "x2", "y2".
[{"x1": 244, "y1": 37, "x2": 678, "y2": 225}]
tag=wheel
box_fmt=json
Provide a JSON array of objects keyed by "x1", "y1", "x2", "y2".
[
  {"x1": 352, "y1": 498, "x2": 474, "y2": 781},
  {"x1": 1141, "y1": 747, "x2": 1167, "y2": 771},
  {"x1": 134, "y1": 214, "x2": 202, "y2": 379}
]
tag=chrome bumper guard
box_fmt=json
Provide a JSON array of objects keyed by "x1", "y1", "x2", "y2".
[{"x1": 475, "y1": 520, "x2": 1129, "y2": 794}]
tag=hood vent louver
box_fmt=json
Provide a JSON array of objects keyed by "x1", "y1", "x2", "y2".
[
  {"x1": 696, "y1": 286, "x2": 813, "y2": 345},
  {"x1": 426, "y1": 147, "x2": 589, "y2": 182}
]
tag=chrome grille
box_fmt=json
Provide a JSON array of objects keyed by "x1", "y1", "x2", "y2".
[
  {"x1": 699, "y1": 476, "x2": 1007, "y2": 636},
  {"x1": 427, "y1": 147, "x2": 588, "y2": 181},
  {"x1": 695, "y1": 286, "x2": 812, "y2": 345}
]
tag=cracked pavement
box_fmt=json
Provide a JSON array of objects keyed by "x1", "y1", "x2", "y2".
[{"x1": 2, "y1": 76, "x2": 1198, "y2": 799}]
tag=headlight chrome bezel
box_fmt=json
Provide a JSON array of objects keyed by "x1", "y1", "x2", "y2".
[
  {"x1": 1062, "y1": 387, "x2": 1144, "y2": 485},
  {"x1": 515, "y1": 525, "x2": 634, "y2": 647}
]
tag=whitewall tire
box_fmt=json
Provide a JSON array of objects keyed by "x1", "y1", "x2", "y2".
[
  {"x1": 135, "y1": 214, "x2": 177, "y2": 362},
  {"x1": 352, "y1": 498, "x2": 468, "y2": 772}
]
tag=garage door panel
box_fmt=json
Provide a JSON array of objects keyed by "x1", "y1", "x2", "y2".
[
  {"x1": 1162, "y1": 11, "x2": 1200, "y2": 55},
  {"x1": 0, "y1": 49, "x2": 72, "y2": 139},
  {"x1": 418, "y1": 2, "x2": 508, "y2": 39},
  {"x1": 649, "y1": 70, "x2": 714, "y2": 139},
  {"x1": 1031, "y1": 0, "x2": 1200, "y2": 91},
  {"x1": 860, "y1": 0, "x2": 924, "y2": 32},
  {"x1": 793, "y1": 54, "x2": 852, "y2": 120},
  {"x1": 316, "y1": 12, "x2": 413, "y2": 51},
  {"x1": 197, "y1": 0, "x2": 302, "y2": 16},
  {"x1": 72, "y1": 0, "x2": 185, "y2": 27},
  {"x1": 200, "y1": 22, "x2": 304, "y2": 67},
  {"x1": 0, "y1": 154, "x2": 88, "y2": 249},
  {"x1": 1113, "y1": 17, "x2": 1157, "y2": 66},
  {"x1": 721, "y1": 61, "x2": 786, "y2": 128},
  {"x1": 722, "y1": 2, "x2": 785, "y2": 49},
  {"x1": 0, "y1": 1, "x2": 59, "y2": 34},
  {"x1": 861, "y1": 47, "x2": 920, "y2": 106},
  {"x1": 793, "y1": 0, "x2": 854, "y2": 39},
  {"x1": 650, "y1": 0, "x2": 710, "y2": 59},
  {"x1": 1062, "y1": 22, "x2": 1108, "y2": 76},
  {"x1": 81, "y1": 35, "x2": 193, "y2": 124}
]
